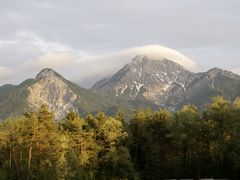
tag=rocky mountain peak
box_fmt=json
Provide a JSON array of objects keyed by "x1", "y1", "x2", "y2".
[
  {"x1": 131, "y1": 54, "x2": 148, "y2": 63},
  {"x1": 128, "y1": 55, "x2": 185, "y2": 72},
  {"x1": 206, "y1": 67, "x2": 222, "y2": 75},
  {"x1": 205, "y1": 67, "x2": 240, "y2": 81},
  {"x1": 28, "y1": 68, "x2": 78, "y2": 119},
  {"x1": 92, "y1": 55, "x2": 196, "y2": 102},
  {"x1": 36, "y1": 68, "x2": 63, "y2": 80}
]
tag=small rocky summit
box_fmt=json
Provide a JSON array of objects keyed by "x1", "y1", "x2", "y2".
[{"x1": 28, "y1": 68, "x2": 78, "y2": 119}]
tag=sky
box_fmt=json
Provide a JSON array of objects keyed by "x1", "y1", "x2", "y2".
[{"x1": 0, "y1": 0, "x2": 240, "y2": 88}]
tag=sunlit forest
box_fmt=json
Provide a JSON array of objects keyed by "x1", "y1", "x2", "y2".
[{"x1": 1, "y1": 96, "x2": 240, "y2": 180}]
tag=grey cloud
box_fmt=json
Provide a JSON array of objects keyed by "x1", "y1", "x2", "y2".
[{"x1": 0, "y1": 0, "x2": 240, "y2": 87}]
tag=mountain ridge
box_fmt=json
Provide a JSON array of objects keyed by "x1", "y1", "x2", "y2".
[{"x1": 1, "y1": 54, "x2": 240, "y2": 119}]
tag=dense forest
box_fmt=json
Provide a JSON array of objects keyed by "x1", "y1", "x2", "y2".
[{"x1": 1, "y1": 96, "x2": 240, "y2": 179}]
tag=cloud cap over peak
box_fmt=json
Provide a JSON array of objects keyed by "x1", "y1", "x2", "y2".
[{"x1": 123, "y1": 45, "x2": 197, "y2": 71}]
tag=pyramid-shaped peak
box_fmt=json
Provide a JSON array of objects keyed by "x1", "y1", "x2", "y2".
[
  {"x1": 205, "y1": 67, "x2": 223, "y2": 76},
  {"x1": 36, "y1": 68, "x2": 63, "y2": 80},
  {"x1": 130, "y1": 55, "x2": 184, "y2": 69},
  {"x1": 131, "y1": 54, "x2": 166, "y2": 63},
  {"x1": 132, "y1": 54, "x2": 148, "y2": 62},
  {"x1": 132, "y1": 54, "x2": 176, "y2": 63}
]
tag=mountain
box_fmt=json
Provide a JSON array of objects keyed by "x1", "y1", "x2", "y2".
[
  {"x1": 92, "y1": 55, "x2": 240, "y2": 110},
  {"x1": 0, "y1": 68, "x2": 159, "y2": 120},
  {"x1": 1, "y1": 54, "x2": 240, "y2": 120}
]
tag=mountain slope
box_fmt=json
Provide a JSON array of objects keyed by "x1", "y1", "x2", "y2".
[
  {"x1": 92, "y1": 55, "x2": 196, "y2": 99},
  {"x1": 92, "y1": 55, "x2": 240, "y2": 110},
  {"x1": 92, "y1": 55, "x2": 196, "y2": 107},
  {"x1": 177, "y1": 68, "x2": 240, "y2": 109}
]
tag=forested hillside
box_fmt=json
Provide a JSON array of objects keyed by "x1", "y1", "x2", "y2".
[{"x1": 1, "y1": 96, "x2": 240, "y2": 179}]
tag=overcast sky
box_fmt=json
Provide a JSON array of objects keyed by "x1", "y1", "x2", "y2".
[{"x1": 0, "y1": 0, "x2": 240, "y2": 88}]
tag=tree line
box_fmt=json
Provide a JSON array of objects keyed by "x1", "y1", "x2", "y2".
[{"x1": 1, "y1": 96, "x2": 240, "y2": 179}]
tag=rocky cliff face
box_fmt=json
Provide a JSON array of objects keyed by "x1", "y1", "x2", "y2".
[{"x1": 27, "y1": 68, "x2": 78, "y2": 119}]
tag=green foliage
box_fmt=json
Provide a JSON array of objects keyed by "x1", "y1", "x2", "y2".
[
  {"x1": 2, "y1": 97, "x2": 240, "y2": 179},
  {"x1": 0, "y1": 106, "x2": 66, "y2": 180},
  {"x1": 128, "y1": 98, "x2": 240, "y2": 179},
  {"x1": 0, "y1": 106, "x2": 136, "y2": 180}
]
